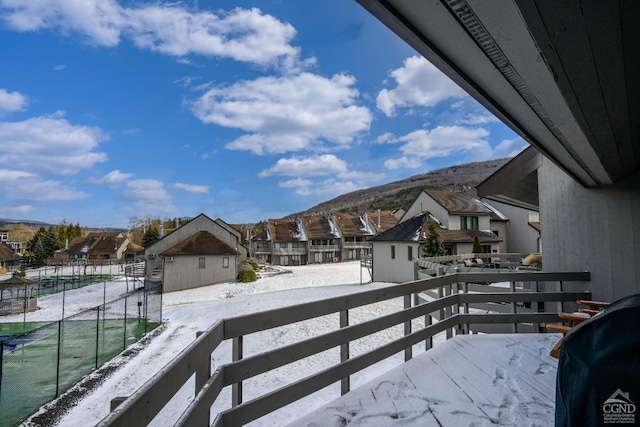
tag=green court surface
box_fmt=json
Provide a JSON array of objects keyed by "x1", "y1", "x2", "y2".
[{"x1": 0, "y1": 318, "x2": 159, "y2": 427}]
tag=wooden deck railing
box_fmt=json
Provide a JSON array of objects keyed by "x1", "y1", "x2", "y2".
[{"x1": 98, "y1": 270, "x2": 590, "y2": 427}]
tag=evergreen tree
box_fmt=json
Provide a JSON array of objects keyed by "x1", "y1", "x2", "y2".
[
  {"x1": 472, "y1": 234, "x2": 483, "y2": 254},
  {"x1": 142, "y1": 227, "x2": 160, "y2": 248},
  {"x1": 422, "y1": 222, "x2": 446, "y2": 257},
  {"x1": 33, "y1": 239, "x2": 46, "y2": 267},
  {"x1": 43, "y1": 227, "x2": 61, "y2": 256}
]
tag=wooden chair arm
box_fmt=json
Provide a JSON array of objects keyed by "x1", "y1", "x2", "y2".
[
  {"x1": 558, "y1": 311, "x2": 591, "y2": 325},
  {"x1": 577, "y1": 299, "x2": 609, "y2": 309},
  {"x1": 546, "y1": 324, "x2": 572, "y2": 334}
]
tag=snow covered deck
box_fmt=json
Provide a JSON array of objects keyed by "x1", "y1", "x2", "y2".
[{"x1": 289, "y1": 333, "x2": 560, "y2": 426}]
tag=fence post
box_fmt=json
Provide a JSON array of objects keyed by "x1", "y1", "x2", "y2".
[
  {"x1": 56, "y1": 320, "x2": 62, "y2": 396},
  {"x1": 403, "y1": 295, "x2": 412, "y2": 362},
  {"x1": 96, "y1": 307, "x2": 101, "y2": 369},
  {"x1": 232, "y1": 336, "x2": 243, "y2": 406},
  {"x1": 123, "y1": 295, "x2": 128, "y2": 351},
  {"x1": 340, "y1": 310, "x2": 350, "y2": 395},
  {"x1": 195, "y1": 331, "x2": 211, "y2": 394},
  {"x1": 0, "y1": 341, "x2": 4, "y2": 396}
]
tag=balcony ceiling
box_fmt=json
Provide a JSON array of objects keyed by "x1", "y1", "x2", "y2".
[{"x1": 356, "y1": 0, "x2": 640, "y2": 187}]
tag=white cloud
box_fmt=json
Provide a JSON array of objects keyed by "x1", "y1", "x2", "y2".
[
  {"x1": 0, "y1": 88, "x2": 28, "y2": 114},
  {"x1": 0, "y1": 2, "x2": 306, "y2": 69},
  {"x1": 0, "y1": 204, "x2": 34, "y2": 216},
  {"x1": 457, "y1": 113, "x2": 500, "y2": 126},
  {"x1": 463, "y1": 137, "x2": 528, "y2": 163},
  {"x1": 279, "y1": 178, "x2": 313, "y2": 195},
  {"x1": 171, "y1": 182, "x2": 209, "y2": 194},
  {"x1": 90, "y1": 169, "x2": 132, "y2": 184},
  {"x1": 0, "y1": 112, "x2": 108, "y2": 174},
  {"x1": 191, "y1": 73, "x2": 372, "y2": 154},
  {"x1": 384, "y1": 125, "x2": 489, "y2": 170},
  {"x1": 0, "y1": 168, "x2": 88, "y2": 201},
  {"x1": 122, "y1": 179, "x2": 176, "y2": 214},
  {"x1": 53, "y1": 64, "x2": 66, "y2": 71},
  {"x1": 259, "y1": 155, "x2": 348, "y2": 178},
  {"x1": 376, "y1": 55, "x2": 467, "y2": 117},
  {"x1": 384, "y1": 156, "x2": 423, "y2": 170}
]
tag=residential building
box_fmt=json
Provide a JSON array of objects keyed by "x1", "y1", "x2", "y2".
[
  {"x1": 144, "y1": 214, "x2": 245, "y2": 292},
  {"x1": 302, "y1": 215, "x2": 341, "y2": 264},
  {"x1": 332, "y1": 213, "x2": 375, "y2": 261},
  {"x1": 370, "y1": 212, "x2": 432, "y2": 283},
  {"x1": 0, "y1": 230, "x2": 25, "y2": 257},
  {"x1": 268, "y1": 218, "x2": 307, "y2": 266},
  {"x1": 366, "y1": 210, "x2": 400, "y2": 235},
  {"x1": 64, "y1": 232, "x2": 131, "y2": 264},
  {"x1": 251, "y1": 229, "x2": 271, "y2": 265},
  {"x1": 402, "y1": 190, "x2": 505, "y2": 254},
  {"x1": 0, "y1": 243, "x2": 16, "y2": 270}
]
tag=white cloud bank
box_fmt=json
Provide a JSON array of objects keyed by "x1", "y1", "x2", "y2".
[
  {"x1": 0, "y1": 1, "x2": 305, "y2": 69},
  {"x1": 191, "y1": 73, "x2": 372, "y2": 155},
  {"x1": 122, "y1": 179, "x2": 176, "y2": 215},
  {"x1": 0, "y1": 112, "x2": 108, "y2": 175}
]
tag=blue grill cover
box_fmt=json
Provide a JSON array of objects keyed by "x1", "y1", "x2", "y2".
[{"x1": 556, "y1": 294, "x2": 640, "y2": 426}]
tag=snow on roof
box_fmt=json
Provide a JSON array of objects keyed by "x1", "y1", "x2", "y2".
[{"x1": 476, "y1": 199, "x2": 509, "y2": 220}]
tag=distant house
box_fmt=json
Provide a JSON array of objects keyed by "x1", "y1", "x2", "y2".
[
  {"x1": 63, "y1": 232, "x2": 131, "y2": 264},
  {"x1": 333, "y1": 213, "x2": 375, "y2": 261},
  {"x1": 251, "y1": 229, "x2": 271, "y2": 265},
  {"x1": 366, "y1": 210, "x2": 400, "y2": 235},
  {"x1": 370, "y1": 212, "x2": 431, "y2": 283},
  {"x1": 0, "y1": 243, "x2": 17, "y2": 270},
  {"x1": 268, "y1": 218, "x2": 307, "y2": 266},
  {"x1": 0, "y1": 230, "x2": 25, "y2": 257},
  {"x1": 402, "y1": 190, "x2": 505, "y2": 254},
  {"x1": 144, "y1": 214, "x2": 245, "y2": 292},
  {"x1": 302, "y1": 215, "x2": 341, "y2": 264}
]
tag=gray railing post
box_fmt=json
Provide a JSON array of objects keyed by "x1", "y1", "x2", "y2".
[
  {"x1": 445, "y1": 284, "x2": 452, "y2": 339},
  {"x1": 195, "y1": 331, "x2": 211, "y2": 394},
  {"x1": 510, "y1": 281, "x2": 518, "y2": 333},
  {"x1": 404, "y1": 294, "x2": 412, "y2": 362},
  {"x1": 232, "y1": 336, "x2": 243, "y2": 407},
  {"x1": 462, "y1": 281, "x2": 470, "y2": 334},
  {"x1": 340, "y1": 310, "x2": 350, "y2": 395}
]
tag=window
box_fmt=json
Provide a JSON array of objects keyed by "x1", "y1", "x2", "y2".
[
  {"x1": 460, "y1": 216, "x2": 479, "y2": 230},
  {"x1": 391, "y1": 245, "x2": 396, "y2": 259},
  {"x1": 223, "y1": 257, "x2": 229, "y2": 268},
  {"x1": 408, "y1": 246, "x2": 413, "y2": 261},
  {"x1": 492, "y1": 230, "x2": 499, "y2": 237},
  {"x1": 199, "y1": 257, "x2": 205, "y2": 269}
]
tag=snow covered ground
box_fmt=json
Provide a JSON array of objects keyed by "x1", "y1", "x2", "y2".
[
  {"x1": 9, "y1": 262, "x2": 555, "y2": 427},
  {"x1": 14, "y1": 261, "x2": 443, "y2": 426}
]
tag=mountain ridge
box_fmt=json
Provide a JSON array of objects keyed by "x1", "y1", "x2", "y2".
[{"x1": 291, "y1": 157, "x2": 509, "y2": 217}]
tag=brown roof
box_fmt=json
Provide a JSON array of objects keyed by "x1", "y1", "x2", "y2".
[
  {"x1": 252, "y1": 229, "x2": 269, "y2": 242},
  {"x1": 160, "y1": 231, "x2": 240, "y2": 256},
  {"x1": 230, "y1": 224, "x2": 252, "y2": 245},
  {"x1": 333, "y1": 214, "x2": 374, "y2": 237},
  {"x1": 438, "y1": 229, "x2": 501, "y2": 244},
  {"x1": 425, "y1": 190, "x2": 493, "y2": 215},
  {"x1": 301, "y1": 216, "x2": 338, "y2": 240},
  {"x1": 66, "y1": 232, "x2": 127, "y2": 256},
  {"x1": 268, "y1": 219, "x2": 306, "y2": 243},
  {"x1": 124, "y1": 242, "x2": 144, "y2": 254},
  {"x1": 367, "y1": 210, "x2": 400, "y2": 234},
  {"x1": 1, "y1": 275, "x2": 37, "y2": 286},
  {"x1": 0, "y1": 243, "x2": 16, "y2": 262}
]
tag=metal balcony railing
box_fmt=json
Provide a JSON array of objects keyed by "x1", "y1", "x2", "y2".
[{"x1": 99, "y1": 270, "x2": 590, "y2": 427}]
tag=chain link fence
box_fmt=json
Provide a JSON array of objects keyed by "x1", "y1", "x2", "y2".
[{"x1": 0, "y1": 288, "x2": 161, "y2": 427}]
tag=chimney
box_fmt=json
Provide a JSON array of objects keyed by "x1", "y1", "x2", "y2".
[
  {"x1": 159, "y1": 224, "x2": 164, "y2": 239},
  {"x1": 377, "y1": 209, "x2": 381, "y2": 228},
  {"x1": 175, "y1": 218, "x2": 179, "y2": 229}
]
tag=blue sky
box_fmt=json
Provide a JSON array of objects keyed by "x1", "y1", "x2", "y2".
[{"x1": 0, "y1": 0, "x2": 526, "y2": 229}]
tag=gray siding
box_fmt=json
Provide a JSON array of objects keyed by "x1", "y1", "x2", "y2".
[
  {"x1": 539, "y1": 158, "x2": 640, "y2": 302},
  {"x1": 372, "y1": 241, "x2": 419, "y2": 283},
  {"x1": 162, "y1": 255, "x2": 237, "y2": 292},
  {"x1": 488, "y1": 201, "x2": 540, "y2": 254},
  {"x1": 402, "y1": 192, "x2": 449, "y2": 226}
]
